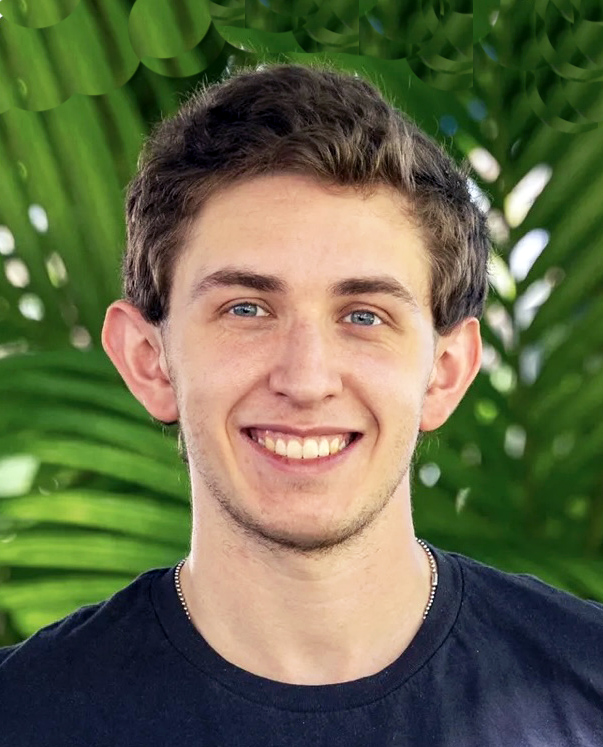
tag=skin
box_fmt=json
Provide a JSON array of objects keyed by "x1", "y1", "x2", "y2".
[{"x1": 102, "y1": 173, "x2": 482, "y2": 685}]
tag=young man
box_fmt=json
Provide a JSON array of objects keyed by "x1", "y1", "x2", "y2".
[{"x1": 1, "y1": 64, "x2": 602, "y2": 745}]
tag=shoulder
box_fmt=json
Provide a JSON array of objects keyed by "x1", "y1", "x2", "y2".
[
  {"x1": 0, "y1": 566, "x2": 166, "y2": 680},
  {"x1": 452, "y1": 550, "x2": 603, "y2": 617},
  {"x1": 447, "y1": 550, "x2": 603, "y2": 657}
]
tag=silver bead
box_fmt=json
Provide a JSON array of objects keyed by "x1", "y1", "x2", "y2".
[{"x1": 174, "y1": 558, "x2": 191, "y2": 621}]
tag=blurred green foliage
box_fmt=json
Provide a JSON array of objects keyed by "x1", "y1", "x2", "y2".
[{"x1": 1, "y1": 1, "x2": 603, "y2": 646}]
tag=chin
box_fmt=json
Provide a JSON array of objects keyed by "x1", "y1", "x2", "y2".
[{"x1": 227, "y1": 492, "x2": 392, "y2": 555}]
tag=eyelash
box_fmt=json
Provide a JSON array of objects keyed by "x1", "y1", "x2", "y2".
[{"x1": 223, "y1": 302, "x2": 385, "y2": 326}]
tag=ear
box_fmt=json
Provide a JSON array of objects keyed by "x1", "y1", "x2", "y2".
[
  {"x1": 420, "y1": 317, "x2": 482, "y2": 432},
  {"x1": 101, "y1": 301, "x2": 179, "y2": 423}
]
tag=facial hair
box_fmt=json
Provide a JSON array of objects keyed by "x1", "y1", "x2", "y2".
[{"x1": 182, "y1": 413, "x2": 420, "y2": 559}]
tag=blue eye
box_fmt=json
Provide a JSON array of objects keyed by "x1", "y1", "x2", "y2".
[
  {"x1": 344, "y1": 310, "x2": 384, "y2": 326},
  {"x1": 227, "y1": 303, "x2": 268, "y2": 317},
  {"x1": 225, "y1": 304, "x2": 383, "y2": 325}
]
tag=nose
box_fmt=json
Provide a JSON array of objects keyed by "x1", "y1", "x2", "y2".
[{"x1": 268, "y1": 319, "x2": 343, "y2": 405}]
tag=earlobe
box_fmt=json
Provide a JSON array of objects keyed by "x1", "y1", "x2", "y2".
[
  {"x1": 420, "y1": 318, "x2": 482, "y2": 432},
  {"x1": 101, "y1": 301, "x2": 179, "y2": 423}
]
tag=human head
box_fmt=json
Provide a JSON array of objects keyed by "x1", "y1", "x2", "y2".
[
  {"x1": 123, "y1": 63, "x2": 490, "y2": 336},
  {"x1": 104, "y1": 65, "x2": 487, "y2": 549}
]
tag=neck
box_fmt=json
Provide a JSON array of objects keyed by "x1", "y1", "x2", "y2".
[{"x1": 180, "y1": 489, "x2": 433, "y2": 686}]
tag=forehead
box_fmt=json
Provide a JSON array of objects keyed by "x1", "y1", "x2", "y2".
[{"x1": 175, "y1": 174, "x2": 431, "y2": 303}]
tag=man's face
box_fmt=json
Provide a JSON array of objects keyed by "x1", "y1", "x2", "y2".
[{"x1": 163, "y1": 174, "x2": 438, "y2": 552}]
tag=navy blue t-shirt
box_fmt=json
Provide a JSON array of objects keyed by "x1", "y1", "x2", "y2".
[{"x1": 1, "y1": 545, "x2": 602, "y2": 746}]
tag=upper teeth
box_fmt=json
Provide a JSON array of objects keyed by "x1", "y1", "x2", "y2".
[{"x1": 250, "y1": 429, "x2": 353, "y2": 459}]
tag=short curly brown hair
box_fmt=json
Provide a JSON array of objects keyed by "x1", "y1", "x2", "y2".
[{"x1": 124, "y1": 63, "x2": 490, "y2": 336}]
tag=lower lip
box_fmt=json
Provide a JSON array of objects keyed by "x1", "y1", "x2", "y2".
[{"x1": 240, "y1": 430, "x2": 363, "y2": 475}]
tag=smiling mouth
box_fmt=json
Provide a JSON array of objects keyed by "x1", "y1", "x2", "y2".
[{"x1": 243, "y1": 429, "x2": 362, "y2": 461}]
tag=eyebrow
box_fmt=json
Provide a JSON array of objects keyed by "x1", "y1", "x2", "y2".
[{"x1": 188, "y1": 267, "x2": 420, "y2": 310}]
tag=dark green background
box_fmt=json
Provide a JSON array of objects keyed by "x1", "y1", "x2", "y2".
[{"x1": 1, "y1": 0, "x2": 603, "y2": 646}]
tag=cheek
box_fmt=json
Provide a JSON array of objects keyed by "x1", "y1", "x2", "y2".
[
  {"x1": 176, "y1": 347, "x2": 262, "y2": 426},
  {"x1": 360, "y1": 339, "x2": 429, "y2": 394},
  {"x1": 186, "y1": 322, "x2": 273, "y2": 370},
  {"x1": 356, "y1": 358, "x2": 426, "y2": 438}
]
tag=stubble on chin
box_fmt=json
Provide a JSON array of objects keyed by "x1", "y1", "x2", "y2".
[{"x1": 184, "y1": 419, "x2": 418, "y2": 558}]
